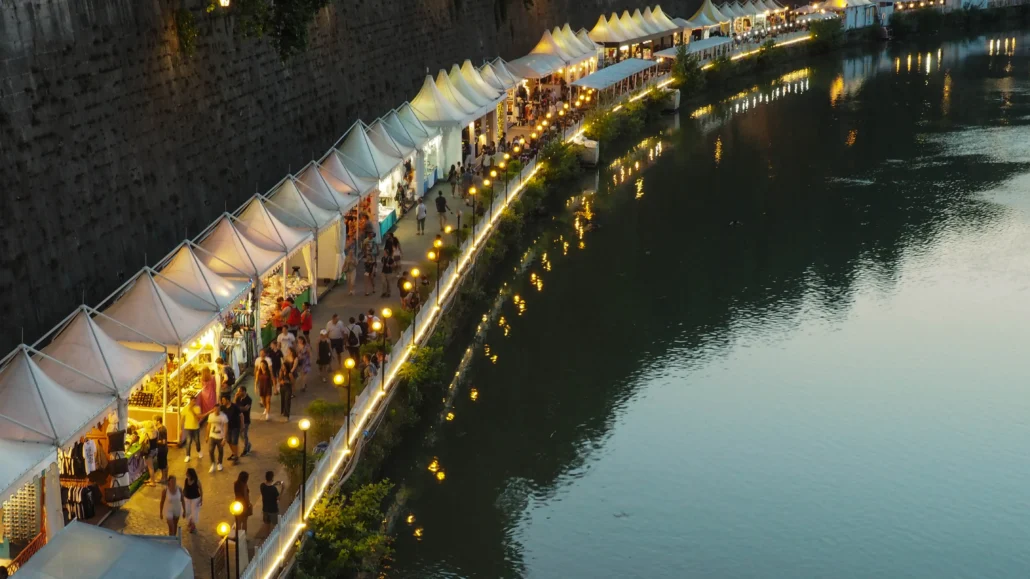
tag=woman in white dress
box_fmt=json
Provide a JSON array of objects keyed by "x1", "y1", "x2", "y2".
[{"x1": 159, "y1": 475, "x2": 185, "y2": 536}]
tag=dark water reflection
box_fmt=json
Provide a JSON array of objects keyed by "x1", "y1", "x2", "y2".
[{"x1": 388, "y1": 33, "x2": 1030, "y2": 579}]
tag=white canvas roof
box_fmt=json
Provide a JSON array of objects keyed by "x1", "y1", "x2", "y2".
[
  {"x1": 656, "y1": 36, "x2": 733, "y2": 56},
  {"x1": 673, "y1": 16, "x2": 697, "y2": 28},
  {"x1": 480, "y1": 60, "x2": 520, "y2": 90},
  {"x1": 607, "y1": 12, "x2": 634, "y2": 41},
  {"x1": 493, "y1": 58, "x2": 524, "y2": 84},
  {"x1": 376, "y1": 111, "x2": 416, "y2": 149},
  {"x1": 506, "y1": 53, "x2": 565, "y2": 79},
  {"x1": 577, "y1": 29, "x2": 602, "y2": 52},
  {"x1": 460, "y1": 60, "x2": 504, "y2": 103},
  {"x1": 571, "y1": 58, "x2": 657, "y2": 90},
  {"x1": 0, "y1": 439, "x2": 53, "y2": 505},
  {"x1": 15, "y1": 520, "x2": 194, "y2": 579},
  {"x1": 720, "y1": 3, "x2": 745, "y2": 18},
  {"x1": 317, "y1": 150, "x2": 377, "y2": 197},
  {"x1": 688, "y1": 0, "x2": 729, "y2": 27},
  {"x1": 35, "y1": 306, "x2": 164, "y2": 398},
  {"x1": 761, "y1": 0, "x2": 783, "y2": 11},
  {"x1": 448, "y1": 64, "x2": 495, "y2": 111},
  {"x1": 561, "y1": 24, "x2": 594, "y2": 55},
  {"x1": 589, "y1": 15, "x2": 626, "y2": 43},
  {"x1": 395, "y1": 102, "x2": 440, "y2": 145},
  {"x1": 741, "y1": 1, "x2": 764, "y2": 16},
  {"x1": 195, "y1": 214, "x2": 285, "y2": 279},
  {"x1": 235, "y1": 196, "x2": 314, "y2": 257},
  {"x1": 653, "y1": 5, "x2": 686, "y2": 28},
  {"x1": 96, "y1": 269, "x2": 218, "y2": 348},
  {"x1": 619, "y1": 11, "x2": 649, "y2": 40},
  {"x1": 534, "y1": 28, "x2": 576, "y2": 63},
  {"x1": 551, "y1": 26, "x2": 584, "y2": 58},
  {"x1": 264, "y1": 178, "x2": 341, "y2": 232},
  {"x1": 0, "y1": 347, "x2": 114, "y2": 446},
  {"x1": 294, "y1": 161, "x2": 361, "y2": 214},
  {"x1": 155, "y1": 243, "x2": 250, "y2": 313},
  {"x1": 435, "y1": 69, "x2": 480, "y2": 118},
  {"x1": 335, "y1": 120, "x2": 404, "y2": 180},
  {"x1": 633, "y1": 9, "x2": 663, "y2": 34},
  {"x1": 410, "y1": 75, "x2": 468, "y2": 126}
]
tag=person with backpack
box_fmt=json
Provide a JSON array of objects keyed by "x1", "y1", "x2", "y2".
[
  {"x1": 346, "y1": 316, "x2": 362, "y2": 363},
  {"x1": 435, "y1": 191, "x2": 452, "y2": 232},
  {"x1": 357, "y1": 314, "x2": 369, "y2": 345}
]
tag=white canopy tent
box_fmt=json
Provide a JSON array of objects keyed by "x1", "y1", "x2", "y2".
[
  {"x1": 194, "y1": 213, "x2": 286, "y2": 281},
  {"x1": 571, "y1": 58, "x2": 658, "y2": 90},
  {"x1": 334, "y1": 120, "x2": 404, "y2": 181},
  {"x1": 607, "y1": 12, "x2": 635, "y2": 41},
  {"x1": 588, "y1": 15, "x2": 628, "y2": 45},
  {"x1": 508, "y1": 29, "x2": 578, "y2": 79},
  {"x1": 154, "y1": 243, "x2": 251, "y2": 313},
  {"x1": 411, "y1": 74, "x2": 468, "y2": 171},
  {"x1": 461, "y1": 60, "x2": 504, "y2": 103},
  {"x1": 576, "y1": 29, "x2": 603, "y2": 54},
  {"x1": 435, "y1": 69, "x2": 481, "y2": 118},
  {"x1": 35, "y1": 306, "x2": 165, "y2": 399},
  {"x1": 95, "y1": 269, "x2": 219, "y2": 351},
  {"x1": 448, "y1": 64, "x2": 498, "y2": 113},
  {"x1": 13, "y1": 520, "x2": 193, "y2": 579},
  {"x1": 265, "y1": 177, "x2": 344, "y2": 291},
  {"x1": 656, "y1": 36, "x2": 734, "y2": 60},
  {"x1": 294, "y1": 161, "x2": 362, "y2": 215},
  {"x1": 317, "y1": 149, "x2": 378, "y2": 198},
  {"x1": 234, "y1": 196, "x2": 317, "y2": 317},
  {"x1": 632, "y1": 8, "x2": 664, "y2": 35},
  {"x1": 0, "y1": 348, "x2": 117, "y2": 505},
  {"x1": 689, "y1": 0, "x2": 732, "y2": 34},
  {"x1": 653, "y1": 5, "x2": 683, "y2": 29},
  {"x1": 392, "y1": 101, "x2": 444, "y2": 190},
  {"x1": 561, "y1": 24, "x2": 596, "y2": 58}
]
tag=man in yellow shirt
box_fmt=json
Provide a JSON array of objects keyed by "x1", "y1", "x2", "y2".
[{"x1": 182, "y1": 397, "x2": 202, "y2": 463}]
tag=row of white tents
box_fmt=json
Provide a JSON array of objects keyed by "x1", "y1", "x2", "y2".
[{"x1": 1, "y1": 2, "x2": 757, "y2": 569}]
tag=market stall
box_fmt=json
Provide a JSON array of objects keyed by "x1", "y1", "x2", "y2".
[
  {"x1": 317, "y1": 149, "x2": 380, "y2": 261},
  {"x1": 265, "y1": 176, "x2": 343, "y2": 302},
  {"x1": 367, "y1": 116, "x2": 418, "y2": 205},
  {"x1": 382, "y1": 103, "x2": 442, "y2": 196},
  {"x1": 411, "y1": 74, "x2": 471, "y2": 172},
  {"x1": 95, "y1": 267, "x2": 230, "y2": 443},
  {"x1": 688, "y1": 0, "x2": 733, "y2": 38},
  {"x1": 294, "y1": 161, "x2": 362, "y2": 291},
  {"x1": 332, "y1": 121, "x2": 405, "y2": 238},
  {"x1": 13, "y1": 520, "x2": 193, "y2": 579},
  {"x1": 0, "y1": 347, "x2": 117, "y2": 565},
  {"x1": 233, "y1": 196, "x2": 316, "y2": 346}
]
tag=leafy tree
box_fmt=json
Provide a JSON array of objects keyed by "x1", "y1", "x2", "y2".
[
  {"x1": 672, "y1": 44, "x2": 706, "y2": 97},
  {"x1": 809, "y1": 19, "x2": 844, "y2": 54},
  {"x1": 296, "y1": 481, "x2": 394, "y2": 578}
]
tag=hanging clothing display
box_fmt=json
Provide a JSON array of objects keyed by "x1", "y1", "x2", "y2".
[{"x1": 60, "y1": 485, "x2": 100, "y2": 523}]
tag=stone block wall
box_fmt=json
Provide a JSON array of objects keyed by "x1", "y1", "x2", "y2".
[{"x1": 0, "y1": 0, "x2": 692, "y2": 352}]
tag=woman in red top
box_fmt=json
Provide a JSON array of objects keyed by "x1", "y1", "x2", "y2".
[{"x1": 300, "y1": 302, "x2": 313, "y2": 341}]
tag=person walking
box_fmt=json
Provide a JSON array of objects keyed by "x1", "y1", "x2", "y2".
[
  {"x1": 416, "y1": 198, "x2": 428, "y2": 235},
  {"x1": 300, "y1": 302, "x2": 313, "y2": 342},
  {"x1": 317, "y1": 330, "x2": 332, "y2": 383},
  {"x1": 296, "y1": 336, "x2": 312, "y2": 393},
  {"x1": 159, "y1": 475, "x2": 184, "y2": 536},
  {"x1": 259, "y1": 471, "x2": 283, "y2": 538},
  {"x1": 380, "y1": 252, "x2": 395, "y2": 298},
  {"x1": 278, "y1": 361, "x2": 294, "y2": 422},
  {"x1": 346, "y1": 316, "x2": 362, "y2": 364},
  {"x1": 234, "y1": 387, "x2": 253, "y2": 456},
  {"x1": 233, "y1": 472, "x2": 253, "y2": 533},
  {"x1": 448, "y1": 164, "x2": 458, "y2": 196},
  {"x1": 204, "y1": 403, "x2": 228, "y2": 473},
  {"x1": 343, "y1": 250, "x2": 357, "y2": 296},
  {"x1": 220, "y1": 394, "x2": 242, "y2": 465},
  {"x1": 268, "y1": 341, "x2": 283, "y2": 392},
  {"x1": 362, "y1": 232, "x2": 379, "y2": 296},
  {"x1": 182, "y1": 396, "x2": 202, "y2": 463},
  {"x1": 255, "y1": 355, "x2": 273, "y2": 422},
  {"x1": 326, "y1": 314, "x2": 346, "y2": 367},
  {"x1": 285, "y1": 298, "x2": 302, "y2": 337},
  {"x1": 435, "y1": 191, "x2": 451, "y2": 232},
  {"x1": 182, "y1": 468, "x2": 203, "y2": 534},
  {"x1": 276, "y1": 325, "x2": 296, "y2": 354},
  {"x1": 153, "y1": 415, "x2": 169, "y2": 484}
]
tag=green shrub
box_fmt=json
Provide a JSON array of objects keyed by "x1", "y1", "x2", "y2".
[
  {"x1": 306, "y1": 398, "x2": 350, "y2": 444},
  {"x1": 278, "y1": 440, "x2": 317, "y2": 484},
  {"x1": 296, "y1": 480, "x2": 393, "y2": 578},
  {"x1": 672, "y1": 44, "x2": 706, "y2": 97},
  {"x1": 809, "y1": 19, "x2": 844, "y2": 54}
]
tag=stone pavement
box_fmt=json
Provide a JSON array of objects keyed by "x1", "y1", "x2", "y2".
[{"x1": 102, "y1": 179, "x2": 462, "y2": 579}]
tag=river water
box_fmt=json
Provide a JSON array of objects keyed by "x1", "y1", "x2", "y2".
[{"x1": 388, "y1": 34, "x2": 1030, "y2": 579}]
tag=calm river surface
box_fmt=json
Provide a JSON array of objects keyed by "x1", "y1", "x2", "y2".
[{"x1": 389, "y1": 34, "x2": 1030, "y2": 579}]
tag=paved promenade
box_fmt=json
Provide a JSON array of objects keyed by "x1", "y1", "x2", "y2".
[{"x1": 103, "y1": 178, "x2": 460, "y2": 578}]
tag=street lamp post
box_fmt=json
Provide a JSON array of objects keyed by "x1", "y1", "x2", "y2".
[
  {"x1": 216, "y1": 522, "x2": 231, "y2": 579},
  {"x1": 334, "y1": 358, "x2": 356, "y2": 444},
  {"x1": 427, "y1": 250, "x2": 440, "y2": 305},
  {"x1": 287, "y1": 431, "x2": 306, "y2": 523},
  {"x1": 468, "y1": 186, "x2": 477, "y2": 238},
  {"x1": 230, "y1": 501, "x2": 245, "y2": 579},
  {"x1": 379, "y1": 308, "x2": 392, "y2": 391}
]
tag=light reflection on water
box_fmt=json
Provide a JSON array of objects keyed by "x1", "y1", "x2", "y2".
[{"x1": 389, "y1": 32, "x2": 1030, "y2": 579}]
